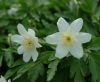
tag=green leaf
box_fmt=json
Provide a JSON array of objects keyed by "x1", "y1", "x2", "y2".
[
  {"x1": 13, "y1": 51, "x2": 54, "y2": 80},
  {"x1": 80, "y1": 0, "x2": 98, "y2": 14},
  {"x1": 74, "y1": 72, "x2": 85, "y2": 82},
  {"x1": 70, "y1": 59, "x2": 86, "y2": 82},
  {"x1": 89, "y1": 52, "x2": 100, "y2": 82},
  {"x1": 89, "y1": 37, "x2": 100, "y2": 50},
  {"x1": 4, "y1": 48, "x2": 14, "y2": 67},
  {"x1": 38, "y1": 51, "x2": 55, "y2": 63},
  {"x1": 5, "y1": 66, "x2": 20, "y2": 79},
  {"x1": 0, "y1": 52, "x2": 3, "y2": 67},
  {"x1": 28, "y1": 64, "x2": 44, "y2": 82},
  {"x1": 0, "y1": 19, "x2": 9, "y2": 27},
  {"x1": 47, "y1": 59, "x2": 59, "y2": 81},
  {"x1": 13, "y1": 62, "x2": 35, "y2": 80},
  {"x1": 11, "y1": 59, "x2": 25, "y2": 68}
]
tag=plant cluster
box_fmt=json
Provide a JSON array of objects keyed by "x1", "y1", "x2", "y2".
[{"x1": 0, "y1": 0, "x2": 100, "y2": 82}]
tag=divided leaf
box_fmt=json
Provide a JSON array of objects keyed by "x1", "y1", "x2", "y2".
[
  {"x1": 70, "y1": 59, "x2": 86, "y2": 82},
  {"x1": 47, "y1": 59, "x2": 59, "y2": 81},
  {"x1": 28, "y1": 64, "x2": 44, "y2": 82}
]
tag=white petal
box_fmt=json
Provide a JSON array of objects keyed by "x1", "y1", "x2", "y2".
[
  {"x1": 0, "y1": 76, "x2": 6, "y2": 82},
  {"x1": 28, "y1": 29, "x2": 35, "y2": 37},
  {"x1": 34, "y1": 37, "x2": 41, "y2": 48},
  {"x1": 36, "y1": 43, "x2": 42, "y2": 48},
  {"x1": 23, "y1": 52, "x2": 31, "y2": 62},
  {"x1": 17, "y1": 46, "x2": 24, "y2": 54},
  {"x1": 11, "y1": 35, "x2": 23, "y2": 44},
  {"x1": 45, "y1": 32, "x2": 61, "y2": 44},
  {"x1": 77, "y1": 32, "x2": 92, "y2": 43},
  {"x1": 31, "y1": 49, "x2": 38, "y2": 62},
  {"x1": 57, "y1": 17, "x2": 69, "y2": 32},
  {"x1": 8, "y1": 80, "x2": 11, "y2": 82},
  {"x1": 69, "y1": 43, "x2": 83, "y2": 59},
  {"x1": 55, "y1": 44, "x2": 69, "y2": 59},
  {"x1": 69, "y1": 18, "x2": 83, "y2": 32},
  {"x1": 17, "y1": 23, "x2": 27, "y2": 36}
]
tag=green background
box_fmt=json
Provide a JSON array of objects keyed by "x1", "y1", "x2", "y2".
[{"x1": 0, "y1": 0, "x2": 100, "y2": 82}]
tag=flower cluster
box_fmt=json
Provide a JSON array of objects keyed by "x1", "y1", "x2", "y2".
[{"x1": 11, "y1": 17, "x2": 91, "y2": 62}]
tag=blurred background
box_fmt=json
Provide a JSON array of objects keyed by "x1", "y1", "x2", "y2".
[{"x1": 0, "y1": 0, "x2": 100, "y2": 82}]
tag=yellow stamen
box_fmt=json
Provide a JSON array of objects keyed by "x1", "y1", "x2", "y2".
[
  {"x1": 22, "y1": 37, "x2": 35, "y2": 50},
  {"x1": 61, "y1": 32, "x2": 75, "y2": 46}
]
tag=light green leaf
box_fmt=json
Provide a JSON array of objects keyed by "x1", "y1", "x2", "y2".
[
  {"x1": 89, "y1": 37, "x2": 100, "y2": 50},
  {"x1": 74, "y1": 72, "x2": 85, "y2": 82},
  {"x1": 47, "y1": 59, "x2": 59, "y2": 81},
  {"x1": 4, "y1": 48, "x2": 14, "y2": 67},
  {"x1": 89, "y1": 53, "x2": 100, "y2": 82},
  {"x1": 28, "y1": 64, "x2": 44, "y2": 82},
  {"x1": 70, "y1": 59, "x2": 86, "y2": 82}
]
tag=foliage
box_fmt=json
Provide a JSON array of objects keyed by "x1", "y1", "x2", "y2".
[{"x1": 0, "y1": 0, "x2": 100, "y2": 82}]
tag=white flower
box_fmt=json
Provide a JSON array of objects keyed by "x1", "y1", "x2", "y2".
[
  {"x1": 11, "y1": 24, "x2": 41, "y2": 62},
  {"x1": 46, "y1": 17, "x2": 91, "y2": 59},
  {"x1": 8, "y1": 7, "x2": 18, "y2": 15},
  {"x1": 0, "y1": 76, "x2": 11, "y2": 82}
]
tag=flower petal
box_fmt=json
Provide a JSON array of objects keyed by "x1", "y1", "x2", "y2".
[
  {"x1": 36, "y1": 43, "x2": 42, "y2": 48},
  {"x1": 0, "y1": 76, "x2": 6, "y2": 82},
  {"x1": 69, "y1": 18, "x2": 83, "y2": 32},
  {"x1": 17, "y1": 23, "x2": 27, "y2": 36},
  {"x1": 28, "y1": 29, "x2": 35, "y2": 37},
  {"x1": 69, "y1": 43, "x2": 83, "y2": 59},
  {"x1": 34, "y1": 37, "x2": 41, "y2": 48},
  {"x1": 23, "y1": 52, "x2": 31, "y2": 62},
  {"x1": 77, "y1": 32, "x2": 92, "y2": 43},
  {"x1": 17, "y1": 46, "x2": 24, "y2": 54},
  {"x1": 57, "y1": 17, "x2": 69, "y2": 32},
  {"x1": 31, "y1": 49, "x2": 38, "y2": 62},
  {"x1": 8, "y1": 80, "x2": 11, "y2": 82},
  {"x1": 55, "y1": 44, "x2": 69, "y2": 59},
  {"x1": 45, "y1": 32, "x2": 61, "y2": 44},
  {"x1": 11, "y1": 35, "x2": 23, "y2": 44}
]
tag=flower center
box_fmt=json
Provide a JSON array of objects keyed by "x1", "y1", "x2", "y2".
[
  {"x1": 61, "y1": 32, "x2": 75, "y2": 46},
  {"x1": 22, "y1": 37, "x2": 35, "y2": 50}
]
